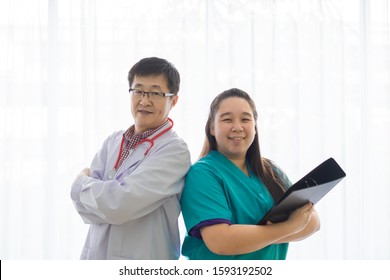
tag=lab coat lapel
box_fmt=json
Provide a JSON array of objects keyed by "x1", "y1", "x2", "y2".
[{"x1": 115, "y1": 142, "x2": 148, "y2": 179}]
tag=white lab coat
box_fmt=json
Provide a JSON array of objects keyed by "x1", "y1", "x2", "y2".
[{"x1": 71, "y1": 121, "x2": 191, "y2": 259}]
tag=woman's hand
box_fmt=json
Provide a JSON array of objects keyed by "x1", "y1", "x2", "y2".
[{"x1": 286, "y1": 202, "x2": 314, "y2": 233}]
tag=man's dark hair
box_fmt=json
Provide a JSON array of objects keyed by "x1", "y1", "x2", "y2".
[{"x1": 128, "y1": 57, "x2": 180, "y2": 94}]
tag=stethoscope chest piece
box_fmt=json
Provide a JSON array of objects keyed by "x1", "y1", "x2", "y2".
[{"x1": 107, "y1": 170, "x2": 116, "y2": 180}]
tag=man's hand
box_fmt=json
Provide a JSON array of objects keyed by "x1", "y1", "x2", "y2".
[{"x1": 79, "y1": 167, "x2": 91, "y2": 177}]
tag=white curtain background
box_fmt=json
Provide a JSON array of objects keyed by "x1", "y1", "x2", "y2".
[{"x1": 0, "y1": 0, "x2": 389, "y2": 260}]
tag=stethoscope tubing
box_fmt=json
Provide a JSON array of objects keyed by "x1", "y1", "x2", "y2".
[{"x1": 113, "y1": 118, "x2": 174, "y2": 171}]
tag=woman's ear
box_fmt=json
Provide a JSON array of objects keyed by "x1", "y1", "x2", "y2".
[{"x1": 210, "y1": 123, "x2": 215, "y2": 136}]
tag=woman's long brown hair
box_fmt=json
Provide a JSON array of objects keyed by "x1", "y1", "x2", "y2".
[{"x1": 199, "y1": 88, "x2": 287, "y2": 201}]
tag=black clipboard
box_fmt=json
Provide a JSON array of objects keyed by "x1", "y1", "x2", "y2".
[{"x1": 258, "y1": 158, "x2": 346, "y2": 225}]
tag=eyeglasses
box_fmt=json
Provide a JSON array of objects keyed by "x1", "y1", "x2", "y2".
[{"x1": 129, "y1": 88, "x2": 175, "y2": 100}]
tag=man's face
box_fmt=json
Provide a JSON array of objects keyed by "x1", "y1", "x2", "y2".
[{"x1": 130, "y1": 74, "x2": 178, "y2": 133}]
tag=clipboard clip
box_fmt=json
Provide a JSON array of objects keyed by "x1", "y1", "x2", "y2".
[{"x1": 305, "y1": 177, "x2": 318, "y2": 188}]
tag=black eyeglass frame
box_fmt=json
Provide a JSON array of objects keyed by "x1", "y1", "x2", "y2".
[{"x1": 129, "y1": 88, "x2": 176, "y2": 98}]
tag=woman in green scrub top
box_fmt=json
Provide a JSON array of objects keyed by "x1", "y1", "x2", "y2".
[{"x1": 180, "y1": 88, "x2": 320, "y2": 260}]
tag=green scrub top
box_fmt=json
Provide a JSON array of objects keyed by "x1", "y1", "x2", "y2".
[{"x1": 181, "y1": 150, "x2": 289, "y2": 260}]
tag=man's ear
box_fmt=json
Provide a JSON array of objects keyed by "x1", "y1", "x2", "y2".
[{"x1": 170, "y1": 95, "x2": 179, "y2": 109}]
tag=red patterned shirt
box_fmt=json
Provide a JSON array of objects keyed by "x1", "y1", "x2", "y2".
[{"x1": 116, "y1": 120, "x2": 168, "y2": 170}]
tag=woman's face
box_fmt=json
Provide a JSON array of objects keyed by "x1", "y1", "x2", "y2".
[{"x1": 211, "y1": 97, "x2": 256, "y2": 161}]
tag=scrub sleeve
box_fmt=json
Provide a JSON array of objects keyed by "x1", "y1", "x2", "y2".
[{"x1": 180, "y1": 151, "x2": 289, "y2": 260}]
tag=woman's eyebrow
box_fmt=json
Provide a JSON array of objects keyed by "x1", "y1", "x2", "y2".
[{"x1": 219, "y1": 112, "x2": 253, "y2": 118}]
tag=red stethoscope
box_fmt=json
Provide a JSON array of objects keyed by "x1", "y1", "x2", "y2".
[{"x1": 107, "y1": 118, "x2": 174, "y2": 180}]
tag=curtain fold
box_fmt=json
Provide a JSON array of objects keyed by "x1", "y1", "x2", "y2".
[{"x1": 0, "y1": 0, "x2": 389, "y2": 259}]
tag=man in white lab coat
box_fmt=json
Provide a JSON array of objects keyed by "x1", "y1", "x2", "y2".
[{"x1": 70, "y1": 57, "x2": 191, "y2": 259}]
